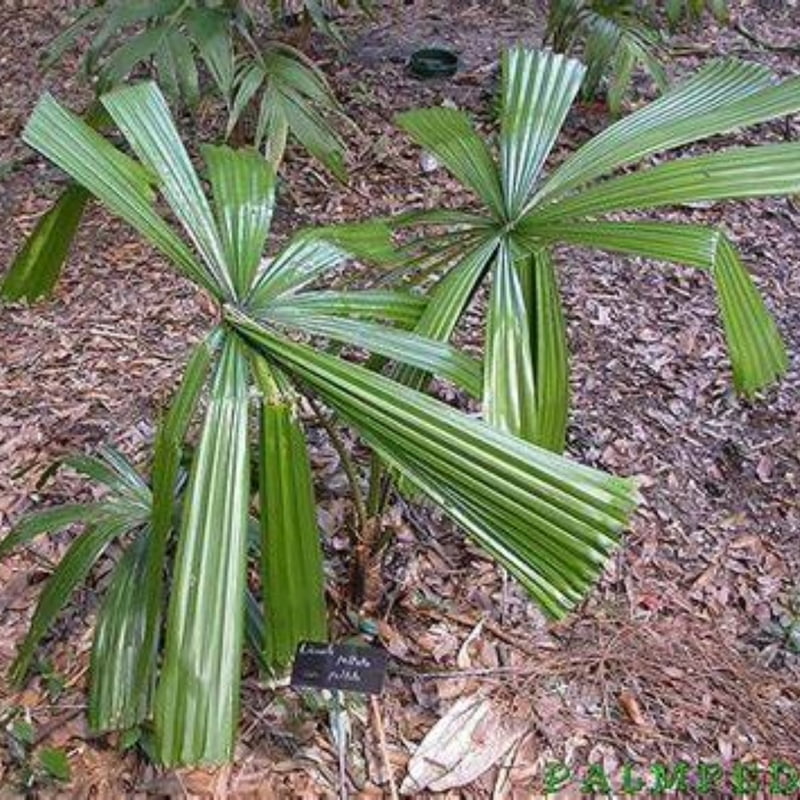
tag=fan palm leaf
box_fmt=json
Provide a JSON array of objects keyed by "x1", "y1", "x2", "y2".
[{"x1": 386, "y1": 48, "x2": 799, "y2": 454}]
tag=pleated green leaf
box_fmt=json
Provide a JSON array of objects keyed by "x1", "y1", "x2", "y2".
[
  {"x1": 382, "y1": 236, "x2": 486, "y2": 289},
  {"x1": 536, "y1": 59, "x2": 800, "y2": 204},
  {"x1": 248, "y1": 233, "x2": 347, "y2": 306},
  {"x1": 713, "y1": 235, "x2": 788, "y2": 395},
  {"x1": 310, "y1": 221, "x2": 397, "y2": 266},
  {"x1": 85, "y1": 0, "x2": 184, "y2": 76},
  {"x1": 268, "y1": 290, "x2": 428, "y2": 329},
  {"x1": 228, "y1": 309, "x2": 638, "y2": 619},
  {"x1": 89, "y1": 531, "x2": 151, "y2": 732},
  {"x1": 396, "y1": 108, "x2": 505, "y2": 219},
  {"x1": 170, "y1": 29, "x2": 200, "y2": 107},
  {"x1": 500, "y1": 48, "x2": 585, "y2": 217},
  {"x1": 256, "y1": 85, "x2": 290, "y2": 169},
  {"x1": 101, "y1": 82, "x2": 233, "y2": 299},
  {"x1": 484, "y1": 243, "x2": 538, "y2": 442},
  {"x1": 42, "y1": 5, "x2": 105, "y2": 71},
  {"x1": 2, "y1": 185, "x2": 89, "y2": 303},
  {"x1": 607, "y1": 26, "x2": 669, "y2": 115},
  {"x1": 247, "y1": 222, "x2": 393, "y2": 307},
  {"x1": 202, "y1": 145, "x2": 275, "y2": 296},
  {"x1": 154, "y1": 335, "x2": 250, "y2": 766},
  {"x1": 62, "y1": 453, "x2": 131, "y2": 493},
  {"x1": 0, "y1": 503, "x2": 111, "y2": 560},
  {"x1": 516, "y1": 218, "x2": 719, "y2": 267},
  {"x1": 64, "y1": 446, "x2": 150, "y2": 503},
  {"x1": 533, "y1": 144, "x2": 800, "y2": 221},
  {"x1": 22, "y1": 94, "x2": 214, "y2": 294},
  {"x1": 385, "y1": 240, "x2": 497, "y2": 496},
  {"x1": 9, "y1": 516, "x2": 134, "y2": 685},
  {"x1": 254, "y1": 361, "x2": 327, "y2": 672},
  {"x1": 266, "y1": 312, "x2": 483, "y2": 396},
  {"x1": 4, "y1": 104, "x2": 109, "y2": 303},
  {"x1": 244, "y1": 589, "x2": 269, "y2": 673},
  {"x1": 390, "y1": 208, "x2": 494, "y2": 230},
  {"x1": 230, "y1": 46, "x2": 348, "y2": 179},
  {"x1": 185, "y1": 8, "x2": 236, "y2": 101},
  {"x1": 100, "y1": 445, "x2": 151, "y2": 492},
  {"x1": 606, "y1": 37, "x2": 635, "y2": 116},
  {"x1": 279, "y1": 90, "x2": 348, "y2": 183},
  {"x1": 98, "y1": 25, "x2": 171, "y2": 90},
  {"x1": 266, "y1": 46, "x2": 341, "y2": 107},
  {"x1": 521, "y1": 220, "x2": 787, "y2": 394},
  {"x1": 229, "y1": 60, "x2": 268, "y2": 138},
  {"x1": 545, "y1": 0, "x2": 668, "y2": 117},
  {"x1": 157, "y1": 29, "x2": 200, "y2": 107},
  {"x1": 529, "y1": 249, "x2": 569, "y2": 453},
  {"x1": 133, "y1": 332, "x2": 217, "y2": 715},
  {"x1": 392, "y1": 239, "x2": 498, "y2": 392}
]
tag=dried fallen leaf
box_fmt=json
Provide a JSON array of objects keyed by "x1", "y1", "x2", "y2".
[
  {"x1": 400, "y1": 694, "x2": 527, "y2": 794},
  {"x1": 755, "y1": 454, "x2": 774, "y2": 483},
  {"x1": 618, "y1": 690, "x2": 647, "y2": 727},
  {"x1": 456, "y1": 619, "x2": 484, "y2": 669}
]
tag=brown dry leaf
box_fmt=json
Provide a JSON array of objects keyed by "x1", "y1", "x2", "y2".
[
  {"x1": 691, "y1": 561, "x2": 719, "y2": 592},
  {"x1": 400, "y1": 694, "x2": 528, "y2": 794},
  {"x1": 729, "y1": 534, "x2": 762, "y2": 551},
  {"x1": 755, "y1": 454, "x2": 774, "y2": 483},
  {"x1": 456, "y1": 619, "x2": 485, "y2": 669},
  {"x1": 618, "y1": 690, "x2": 647, "y2": 727},
  {"x1": 175, "y1": 766, "x2": 231, "y2": 797}
]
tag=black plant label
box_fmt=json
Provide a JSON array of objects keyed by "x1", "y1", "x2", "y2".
[{"x1": 290, "y1": 641, "x2": 387, "y2": 695}]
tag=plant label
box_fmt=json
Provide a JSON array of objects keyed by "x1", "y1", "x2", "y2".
[{"x1": 290, "y1": 641, "x2": 387, "y2": 695}]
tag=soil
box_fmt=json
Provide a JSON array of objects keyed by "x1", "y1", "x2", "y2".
[{"x1": 1, "y1": 0, "x2": 799, "y2": 797}]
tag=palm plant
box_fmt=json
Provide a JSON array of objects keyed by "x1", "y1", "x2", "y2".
[
  {"x1": 2, "y1": 80, "x2": 637, "y2": 766},
  {"x1": 545, "y1": 0, "x2": 732, "y2": 113},
  {"x1": 383, "y1": 48, "x2": 798, "y2": 454},
  {"x1": 2, "y1": 0, "x2": 348, "y2": 304},
  {"x1": 545, "y1": 0, "x2": 669, "y2": 114},
  {"x1": 44, "y1": 0, "x2": 349, "y2": 175}
]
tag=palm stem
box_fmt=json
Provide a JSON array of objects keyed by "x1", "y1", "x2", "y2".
[
  {"x1": 307, "y1": 395, "x2": 368, "y2": 536},
  {"x1": 366, "y1": 452, "x2": 386, "y2": 519}
]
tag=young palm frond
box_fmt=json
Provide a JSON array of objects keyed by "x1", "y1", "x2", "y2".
[{"x1": 0, "y1": 448, "x2": 152, "y2": 688}]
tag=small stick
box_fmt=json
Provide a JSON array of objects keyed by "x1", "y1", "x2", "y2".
[
  {"x1": 733, "y1": 21, "x2": 800, "y2": 54},
  {"x1": 31, "y1": 707, "x2": 83, "y2": 747},
  {"x1": 370, "y1": 696, "x2": 399, "y2": 800},
  {"x1": 416, "y1": 606, "x2": 539, "y2": 656},
  {"x1": 392, "y1": 665, "x2": 537, "y2": 680},
  {"x1": 334, "y1": 691, "x2": 348, "y2": 800}
]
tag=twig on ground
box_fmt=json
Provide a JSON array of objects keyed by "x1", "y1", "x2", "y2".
[
  {"x1": 733, "y1": 21, "x2": 800, "y2": 54},
  {"x1": 31, "y1": 707, "x2": 83, "y2": 747},
  {"x1": 392, "y1": 665, "x2": 536, "y2": 680},
  {"x1": 370, "y1": 695, "x2": 399, "y2": 800},
  {"x1": 416, "y1": 605, "x2": 540, "y2": 657}
]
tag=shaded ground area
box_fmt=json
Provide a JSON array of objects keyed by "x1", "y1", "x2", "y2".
[{"x1": 1, "y1": 0, "x2": 799, "y2": 796}]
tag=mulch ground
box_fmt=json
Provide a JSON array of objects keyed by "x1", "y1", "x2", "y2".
[{"x1": 1, "y1": 0, "x2": 799, "y2": 797}]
